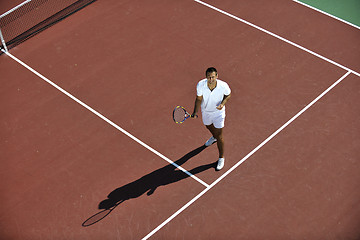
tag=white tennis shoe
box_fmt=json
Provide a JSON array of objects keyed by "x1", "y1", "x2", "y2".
[
  {"x1": 216, "y1": 158, "x2": 225, "y2": 171},
  {"x1": 205, "y1": 136, "x2": 217, "y2": 147}
]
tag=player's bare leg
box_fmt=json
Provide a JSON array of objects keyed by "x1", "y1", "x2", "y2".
[{"x1": 205, "y1": 124, "x2": 225, "y2": 170}]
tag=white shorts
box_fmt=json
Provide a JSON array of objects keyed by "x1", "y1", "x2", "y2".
[{"x1": 202, "y1": 110, "x2": 226, "y2": 129}]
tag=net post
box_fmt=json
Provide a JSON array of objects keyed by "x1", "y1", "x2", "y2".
[{"x1": 0, "y1": 28, "x2": 8, "y2": 52}]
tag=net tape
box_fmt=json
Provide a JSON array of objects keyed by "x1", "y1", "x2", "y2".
[{"x1": 0, "y1": 0, "x2": 96, "y2": 52}]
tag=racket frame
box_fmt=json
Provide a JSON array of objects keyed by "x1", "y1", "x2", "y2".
[
  {"x1": 173, "y1": 106, "x2": 192, "y2": 124},
  {"x1": 82, "y1": 200, "x2": 124, "y2": 227}
]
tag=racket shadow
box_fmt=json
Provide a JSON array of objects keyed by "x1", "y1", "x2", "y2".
[{"x1": 82, "y1": 145, "x2": 215, "y2": 227}]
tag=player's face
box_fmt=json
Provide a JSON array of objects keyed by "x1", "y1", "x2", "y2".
[{"x1": 206, "y1": 72, "x2": 218, "y2": 85}]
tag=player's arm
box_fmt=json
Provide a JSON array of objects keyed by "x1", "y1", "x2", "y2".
[
  {"x1": 192, "y1": 95, "x2": 202, "y2": 118},
  {"x1": 217, "y1": 93, "x2": 231, "y2": 110}
]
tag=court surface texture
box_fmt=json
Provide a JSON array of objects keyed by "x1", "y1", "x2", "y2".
[{"x1": 1, "y1": 0, "x2": 359, "y2": 239}]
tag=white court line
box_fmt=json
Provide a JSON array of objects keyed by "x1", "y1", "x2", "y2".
[
  {"x1": 143, "y1": 70, "x2": 352, "y2": 239},
  {"x1": 0, "y1": 0, "x2": 31, "y2": 18},
  {"x1": 194, "y1": 0, "x2": 360, "y2": 77},
  {"x1": 2, "y1": 1, "x2": 356, "y2": 237},
  {"x1": 143, "y1": 2, "x2": 358, "y2": 238},
  {"x1": 292, "y1": 0, "x2": 360, "y2": 31},
  {"x1": 3, "y1": 50, "x2": 210, "y2": 189}
]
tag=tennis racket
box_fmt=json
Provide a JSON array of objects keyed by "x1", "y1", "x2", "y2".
[{"x1": 173, "y1": 106, "x2": 194, "y2": 124}]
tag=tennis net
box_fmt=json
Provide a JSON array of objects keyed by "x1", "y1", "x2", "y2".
[{"x1": 0, "y1": 0, "x2": 96, "y2": 53}]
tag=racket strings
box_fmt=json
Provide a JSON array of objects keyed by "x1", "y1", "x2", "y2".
[{"x1": 173, "y1": 107, "x2": 187, "y2": 123}]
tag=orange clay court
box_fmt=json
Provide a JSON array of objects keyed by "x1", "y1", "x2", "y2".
[{"x1": 0, "y1": 0, "x2": 359, "y2": 239}]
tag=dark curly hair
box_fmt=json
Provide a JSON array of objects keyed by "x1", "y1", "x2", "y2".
[{"x1": 205, "y1": 67, "x2": 217, "y2": 76}]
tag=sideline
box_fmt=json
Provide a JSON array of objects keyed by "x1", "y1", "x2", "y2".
[
  {"x1": 293, "y1": 0, "x2": 360, "y2": 30},
  {"x1": 2, "y1": 49, "x2": 210, "y2": 189}
]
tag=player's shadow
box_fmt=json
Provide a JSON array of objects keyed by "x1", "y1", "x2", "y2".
[
  {"x1": 98, "y1": 145, "x2": 215, "y2": 211},
  {"x1": 83, "y1": 145, "x2": 215, "y2": 226}
]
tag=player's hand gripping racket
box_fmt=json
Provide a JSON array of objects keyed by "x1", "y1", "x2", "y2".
[{"x1": 173, "y1": 106, "x2": 196, "y2": 124}]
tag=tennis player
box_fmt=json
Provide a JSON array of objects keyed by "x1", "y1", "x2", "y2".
[{"x1": 191, "y1": 67, "x2": 231, "y2": 170}]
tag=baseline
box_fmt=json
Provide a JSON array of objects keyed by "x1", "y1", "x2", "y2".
[
  {"x1": 2, "y1": 50, "x2": 210, "y2": 189},
  {"x1": 194, "y1": 0, "x2": 360, "y2": 77},
  {"x1": 142, "y1": 71, "x2": 352, "y2": 239}
]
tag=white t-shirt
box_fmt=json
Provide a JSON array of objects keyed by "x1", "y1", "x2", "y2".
[{"x1": 196, "y1": 79, "x2": 231, "y2": 113}]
